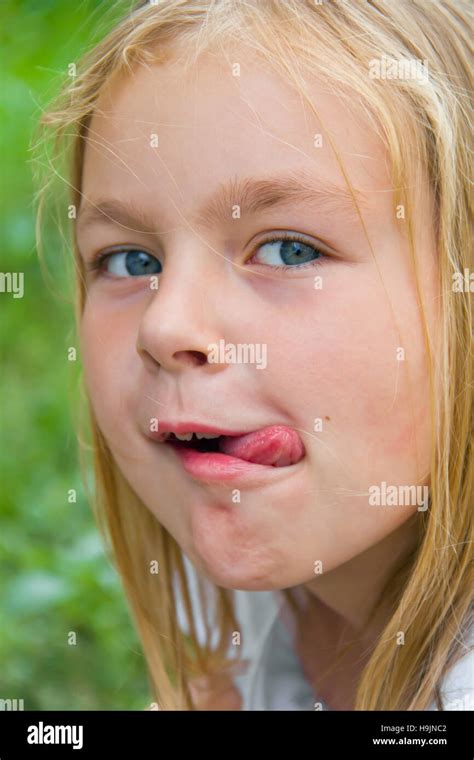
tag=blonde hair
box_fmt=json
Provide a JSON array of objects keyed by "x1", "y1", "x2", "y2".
[{"x1": 34, "y1": 0, "x2": 473, "y2": 710}]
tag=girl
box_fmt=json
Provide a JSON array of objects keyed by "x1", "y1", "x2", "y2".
[{"x1": 36, "y1": 0, "x2": 473, "y2": 710}]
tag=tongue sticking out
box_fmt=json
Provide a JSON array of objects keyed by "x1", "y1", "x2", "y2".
[{"x1": 219, "y1": 425, "x2": 304, "y2": 467}]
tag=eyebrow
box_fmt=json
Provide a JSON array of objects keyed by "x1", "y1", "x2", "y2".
[{"x1": 76, "y1": 169, "x2": 367, "y2": 235}]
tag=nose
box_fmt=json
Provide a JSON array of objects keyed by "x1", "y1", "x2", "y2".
[{"x1": 136, "y1": 265, "x2": 226, "y2": 374}]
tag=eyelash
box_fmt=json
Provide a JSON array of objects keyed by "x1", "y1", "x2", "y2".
[
  {"x1": 85, "y1": 232, "x2": 328, "y2": 275},
  {"x1": 86, "y1": 248, "x2": 126, "y2": 273},
  {"x1": 251, "y1": 232, "x2": 327, "y2": 272}
]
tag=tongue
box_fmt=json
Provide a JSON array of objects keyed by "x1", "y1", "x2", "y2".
[{"x1": 219, "y1": 425, "x2": 304, "y2": 467}]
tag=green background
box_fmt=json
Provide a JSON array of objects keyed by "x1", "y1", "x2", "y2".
[{"x1": 1, "y1": 0, "x2": 149, "y2": 710}]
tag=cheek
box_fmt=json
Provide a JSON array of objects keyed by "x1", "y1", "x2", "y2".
[
  {"x1": 255, "y1": 277, "x2": 394, "y2": 414},
  {"x1": 260, "y1": 273, "x2": 431, "y2": 479},
  {"x1": 79, "y1": 303, "x2": 138, "y2": 438}
]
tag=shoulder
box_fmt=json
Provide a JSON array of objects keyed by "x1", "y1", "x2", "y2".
[
  {"x1": 436, "y1": 645, "x2": 474, "y2": 711},
  {"x1": 429, "y1": 619, "x2": 474, "y2": 711}
]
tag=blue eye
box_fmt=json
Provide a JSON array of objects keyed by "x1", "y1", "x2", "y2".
[
  {"x1": 99, "y1": 250, "x2": 162, "y2": 277},
  {"x1": 252, "y1": 235, "x2": 324, "y2": 268}
]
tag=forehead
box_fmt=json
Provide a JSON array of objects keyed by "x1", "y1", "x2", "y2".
[{"x1": 82, "y1": 47, "x2": 390, "y2": 211}]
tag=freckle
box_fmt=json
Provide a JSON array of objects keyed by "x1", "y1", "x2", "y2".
[{"x1": 325, "y1": 416, "x2": 330, "y2": 421}]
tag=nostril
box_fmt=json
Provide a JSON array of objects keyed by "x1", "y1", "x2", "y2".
[
  {"x1": 172, "y1": 350, "x2": 208, "y2": 367},
  {"x1": 191, "y1": 350, "x2": 208, "y2": 366}
]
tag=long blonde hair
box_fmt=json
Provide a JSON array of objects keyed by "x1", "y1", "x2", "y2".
[{"x1": 34, "y1": 0, "x2": 473, "y2": 710}]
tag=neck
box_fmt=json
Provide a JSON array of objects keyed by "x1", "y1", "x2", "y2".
[
  {"x1": 289, "y1": 515, "x2": 421, "y2": 710},
  {"x1": 302, "y1": 513, "x2": 420, "y2": 634}
]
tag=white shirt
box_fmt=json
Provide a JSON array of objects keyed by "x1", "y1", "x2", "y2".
[{"x1": 177, "y1": 556, "x2": 474, "y2": 711}]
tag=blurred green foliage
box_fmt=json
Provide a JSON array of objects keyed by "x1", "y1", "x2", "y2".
[{"x1": 1, "y1": 0, "x2": 149, "y2": 709}]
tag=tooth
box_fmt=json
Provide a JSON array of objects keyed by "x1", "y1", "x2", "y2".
[
  {"x1": 195, "y1": 433, "x2": 221, "y2": 440},
  {"x1": 174, "y1": 433, "x2": 193, "y2": 441}
]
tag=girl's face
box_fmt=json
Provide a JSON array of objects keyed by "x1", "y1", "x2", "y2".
[{"x1": 78, "y1": 48, "x2": 438, "y2": 590}]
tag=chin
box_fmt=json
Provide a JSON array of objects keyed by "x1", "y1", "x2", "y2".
[{"x1": 188, "y1": 541, "x2": 285, "y2": 592}]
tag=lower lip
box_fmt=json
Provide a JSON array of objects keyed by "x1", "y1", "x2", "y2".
[{"x1": 167, "y1": 443, "x2": 286, "y2": 483}]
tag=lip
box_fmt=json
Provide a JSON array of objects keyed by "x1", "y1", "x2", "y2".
[
  {"x1": 168, "y1": 445, "x2": 276, "y2": 483},
  {"x1": 147, "y1": 420, "x2": 305, "y2": 484},
  {"x1": 148, "y1": 420, "x2": 250, "y2": 442}
]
